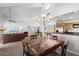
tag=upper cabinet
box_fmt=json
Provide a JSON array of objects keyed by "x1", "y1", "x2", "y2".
[{"x1": 54, "y1": 10, "x2": 79, "y2": 23}]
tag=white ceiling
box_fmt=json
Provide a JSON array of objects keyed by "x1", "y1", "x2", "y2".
[
  {"x1": 0, "y1": 3, "x2": 42, "y2": 8},
  {"x1": 0, "y1": 3, "x2": 56, "y2": 22},
  {"x1": 0, "y1": 3, "x2": 43, "y2": 20},
  {"x1": 0, "y1": 3, "x2": 24, "y2": 7},
  {"x1": 0, "y1": 7, "x2": 42, "y2": 17}
]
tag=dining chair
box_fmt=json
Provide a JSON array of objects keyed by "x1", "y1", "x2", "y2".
[
  {"x1": 50, "y1": 35, "x2": 57, "y2": 40},
  {"x1": 30, "y1": 34, "x2": 37, "y2": 39},
  {"x1": 60, "y1": 40, "x2": 69, "y2": 56},
  {"x1": 48, "y1": 40, "x2": 69, "y2": 56},
  {"x1": 22, "y1": 39, "x2": 33, "y2": 56}
]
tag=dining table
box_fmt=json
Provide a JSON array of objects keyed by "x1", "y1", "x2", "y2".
[{"x1": 23, "y1": 37, "x2": 64, "y2": 56}]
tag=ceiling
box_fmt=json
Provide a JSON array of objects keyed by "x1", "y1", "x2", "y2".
[
  {"x1": 0, "y1": 3, "x2": 56, "y2": 22},
  {"x1": 0, "y1": 3, "x2": 42, "y2": 8},
  {"x1": 0, "y1": 3, "x2": 43, "y2": 21}
]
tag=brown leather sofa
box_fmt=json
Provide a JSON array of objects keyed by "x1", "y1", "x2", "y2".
[{"x1": 2, "y1": 32, "x2": 28, "y2": 44}]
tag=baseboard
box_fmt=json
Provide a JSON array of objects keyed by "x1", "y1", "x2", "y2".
[{"x1": 67, "y1": 49, "x2": 79, "y2": 56}]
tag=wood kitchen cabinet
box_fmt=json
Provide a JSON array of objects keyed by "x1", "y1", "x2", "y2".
[
  {"x1": 63, "y1": 23, "x2": 73, "y2": 31},
  {"x1": 55, "y1": 23, "x2": 73, "y2": 33}
]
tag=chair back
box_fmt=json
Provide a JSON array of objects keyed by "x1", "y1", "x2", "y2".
[
  {"x1": 22, "y1": 38, "x2": 33, "y2": 56},
  {"x1": 60, "y1": 40, "x2": 69, "y2": 56},
  {"x1": 51, "y1": 35, "x2": 57, "y2": 40}
]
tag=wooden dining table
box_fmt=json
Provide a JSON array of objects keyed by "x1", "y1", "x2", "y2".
[{"x1": 23, "y1": 37, "x2": 64, "y2": 56}]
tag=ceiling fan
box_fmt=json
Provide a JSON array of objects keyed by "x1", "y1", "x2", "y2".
[
  {"x1": 8, "y1": 8, "x2": 16, "y2": 23},
  {"x1": 8, "y1": 19, "x2": 16, "y2": 22}
]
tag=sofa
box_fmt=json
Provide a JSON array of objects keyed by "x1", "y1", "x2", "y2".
[{"x1": 2, "y1": 32, "x2": 28, "y2": 44}]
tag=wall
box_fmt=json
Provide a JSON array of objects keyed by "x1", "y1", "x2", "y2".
[
  {"x1": 0, "y1": 14, "x2": 3, "y2": 43},
  {"x1": 3, "y1": 17, "x2": 41, "y2": 34},
  {"x1": 0, "y1": 6, "x2": 42, "y2": 34}
]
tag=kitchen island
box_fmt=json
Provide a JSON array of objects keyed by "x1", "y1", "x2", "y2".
[{"x1": 52, "y1": 33, "x2": 79, "y2": 56}]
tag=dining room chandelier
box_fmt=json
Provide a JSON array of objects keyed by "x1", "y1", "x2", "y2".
[{"x1": 36, "y1": 3, "x2": 53, "y2": 22}]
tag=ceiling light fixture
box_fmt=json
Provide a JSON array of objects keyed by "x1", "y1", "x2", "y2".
[
  {"x1": 37, "y1": 4, "x2": 52, "y2": 21},
  {"x1": 8, "y1": 8, "x2": 16, "y2": 22}
]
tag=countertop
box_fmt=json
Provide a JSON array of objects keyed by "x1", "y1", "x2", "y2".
[{"x1": 52, "y1": 32, "x2": 79, "y2": 36}]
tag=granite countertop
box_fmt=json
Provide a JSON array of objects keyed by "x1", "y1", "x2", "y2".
[{"x1": 53, "y1": 32, "x2": 79, "y2": 36}]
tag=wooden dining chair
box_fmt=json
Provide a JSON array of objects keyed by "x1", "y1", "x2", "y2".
[
  {"x1": 50, "y1": 35, "x2": 57, "y2": 40},
  {"x1": 60, "y1": 40, "x2": 69, "y2": 56},
  {"x1": 48, "y1": 40, "x2": 69, "y2": 56},
  {"x1": 22, "y1": 40, "x2": 33, "y2": 56},
  {"x1": 30, "y1": 34, "x2": 37, "y2": 39}
]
